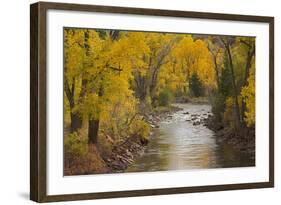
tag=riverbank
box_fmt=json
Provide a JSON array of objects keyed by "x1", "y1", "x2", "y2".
[
  {"x1": 203, "y1": 116, "x2": 255, "y2": 157},
  {"x1": 102, "y1": 105, "x2": 183, "y2": 173},
  {"x1": 64, "y1": 105, "x2": 182, "y2": 175},
  {"x1": 127, "y1": 102, "x2": 256, "y2": 172},
  {"x1": 128, "y1": 103, "x2": 255, "y2": 172},
  {"x1": 64, "y1": 135, "x2": 147, "y2": 175},
  {"x1": 64, "y1": 144, "x2": 110, "y2": 175}
]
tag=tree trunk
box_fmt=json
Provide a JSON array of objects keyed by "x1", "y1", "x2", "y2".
[
  {"x1": 207, "y1": 44, "x2": 220, "y2": 87},
  {"x1": 228, "y1": 52, "x2": 241, "y2": 129},
  {"x1": 213, "y1": 55, "x2": 220, "y2": 87},
  {"x1": 134, "y1": 72, "x2": 147, "y2": 101},
  {"x1": 87, "y1": 84, "x2": 103, "y2": 144},
  {"x1": 222, "y1": 39, "x2": 241, "y2": 129},
  {"x1": 149, "y1": 81, "x2": 157, "y2": 106},
  {"x1": 64, "y1": 78, "x2": 83, "y2": 133},
  {"x1": 70, "y1": 112, "x2": 82, "y2": 132},
  {"x1": 88, "y1": 119, "x2": 99, "y2": 144}
]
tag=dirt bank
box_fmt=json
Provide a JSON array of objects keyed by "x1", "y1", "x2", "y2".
[
  {"x1": 203, "y1": 116, "x2": 255, "y2": 156},
  {"x1": 64, "y1": 145, "x2": 110, "y2": 175},
  {"x1": 102, "y1": 105, "x2": 183, "y2": 173}
]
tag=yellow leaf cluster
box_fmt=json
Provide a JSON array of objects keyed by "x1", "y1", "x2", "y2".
[{"x1": 241, "y1": 72, "x2": 255, "y2": 127}]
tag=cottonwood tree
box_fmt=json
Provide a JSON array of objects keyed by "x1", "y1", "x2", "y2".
[{"x1": 158, "y1": 35, "x2": 216, "y2": 96}]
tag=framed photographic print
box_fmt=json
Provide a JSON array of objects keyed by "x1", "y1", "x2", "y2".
[{"x1": 30, "y1": 1, "x2": 274, "y2": 202}]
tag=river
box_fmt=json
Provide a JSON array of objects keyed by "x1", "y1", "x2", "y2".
[{"x1": 126, "y1": 103, "x2": 254, "y2": 173}]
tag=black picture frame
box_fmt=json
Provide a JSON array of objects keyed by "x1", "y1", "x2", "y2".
[{"x1": 30, "y1": 1, "x2": 274, "y2": 202}]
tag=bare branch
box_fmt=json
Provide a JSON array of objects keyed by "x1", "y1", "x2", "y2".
[{"x1": 240, "y1": 39, "x2": 252, "y2": 48}]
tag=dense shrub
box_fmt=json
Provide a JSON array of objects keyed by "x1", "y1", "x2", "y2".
[
  {"x1": 211, "y1": 56, "x2": 233, "y2": 122},
  {"x1": 101, "y1": 95, "x2": 139, "y2": 142},
  {"x1": 129, "y1": 119, "x2": 151, "y2": 141},
  {"x1": 189, "y1": 73, "x2": 204, "y2": 97},
  {"x1": 158, "y1": 89, "x2": 173, "y2": 106},
  {"x1": 64, "y1": 132, "x2": 88, "y2": 156},
  {"x1": 223, "y1": 96, "x2": 243, "y2": 128},
  {"x1": 218, "y1": 62, "x2": 232, "y2": 97},
  {"x1": 211, "y1": 92, "x2": 225, "y2": 121},
  {"x1": 223, "y1": 97, "x2": 235, "y2": 128}
]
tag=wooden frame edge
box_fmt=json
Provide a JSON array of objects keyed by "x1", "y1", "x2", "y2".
[
  {"x1": 269, "y1": 17, "x2": 274, "y2": 188},
  {"x1": 30, "y1": 2, "x2": 39, "y2": 202},
  {"x1": 30, "y1": 1, "x2": 274, "y2": 202},
  {"x1": 30, "y1": 2, "x2": 48, "y2": 202},
  {"x1": 37, "y1": 1, "x2": 274, "y2": 22},
  {"x1": 39, "y1": 182, "x2": 273, "y2": 203}
]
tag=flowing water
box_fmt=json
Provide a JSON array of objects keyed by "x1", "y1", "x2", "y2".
[{"x1": 126, "y1": 103, "x2": 254, "y2": 173}]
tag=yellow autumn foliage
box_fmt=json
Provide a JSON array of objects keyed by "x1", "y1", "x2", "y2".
[
  {"x1": 241, "y1": 72, "x2": 255, "y2": 127},
  {"x1": 159, "y1": 35, "x2": 216, "y2": 95}
]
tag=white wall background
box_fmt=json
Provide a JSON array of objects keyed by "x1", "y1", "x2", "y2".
[{"x1": 0, "y1": 0, "x2": 279, "y2": 204}]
